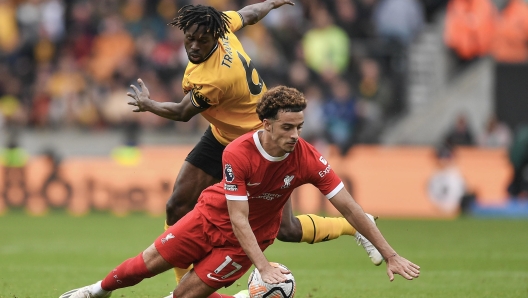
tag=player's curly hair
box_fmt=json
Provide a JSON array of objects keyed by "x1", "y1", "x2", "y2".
[
  {"x1": 257, "y1": 86, "x2": 307, "y2": 121},
  {"x1": 168, "y1": 4, "x2": 231, "y2": 40}
]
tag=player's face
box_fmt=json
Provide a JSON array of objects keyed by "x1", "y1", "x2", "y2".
[
  {"x1": 267, "y1": 111, "x2": 304, "y2": 155},
  {"x1": 183, "y1": 24, "x2": 216, "y2": 64}
]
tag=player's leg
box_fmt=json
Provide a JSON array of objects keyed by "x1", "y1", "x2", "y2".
[
  {"x1": 276, "y1": 197, "x2": 302, "y2": 242},
  {"x1": 277, "y1": 198, "x2": 355, "y2": 243},
  {"x1": 165, "y1": 127, "x2": 224, "y2": 282},
  {"x1": 166, "y1": 161, "x2": 220, "y2": 283},
  {"x1": 277, "y1": 198, "x2": 383, "y2": 265},
  {"x1": 172, "y1": 241, "x2": 272, "y2": 298},
  {"x1": 166, "y1": 161, "x2": 219, "y2": 225},
  {"x1": 58, "y1": 242, "x2": 173, "y2": 298},
  {"x1": 166, "y1": 127, "x2": 225, "y2": 225},
  {"x1": 171, "y1": 270, "x2": 231, "y2": 298}
]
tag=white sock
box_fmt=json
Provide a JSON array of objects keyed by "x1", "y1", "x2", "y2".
[{"x1": 90, "y1": 281, "x2": 111, "y2": 297}]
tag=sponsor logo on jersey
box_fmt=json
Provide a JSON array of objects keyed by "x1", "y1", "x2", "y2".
[
  {"x1": 190, "y1": 85, "x2": 211, "y2": 108},
  {"x1": 247, "y1": 182, "x2": 261, "y2": 186},
  {"x1": 207, "y1": 273, "x2": 221, "y2": 281},
  {"x1": 318, "y1": 165, "x2": 331, "y2": 177},
  {"x1": 319, "y1": 156, "x2": 328, "y2": 165},
  {"x1": 281, "y1": 175, "x2": 294, "y2": 189},
  {"x1": 161, "y1": 233, "x2": 175, "y2": 244},
  {"x1": 224, "y1": 184, "x2": 238, "y2": 191},
  {"x1": 224, "y1": 164, "x2": 235, "y2": 183},
  {"x1": 252, "y1": 193, "x2": 282, "y2": 201}
]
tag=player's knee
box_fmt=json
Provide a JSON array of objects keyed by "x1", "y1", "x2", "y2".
[
  {"x1": 165, "y1": 193, "x2": 196, "y2": 225},
  {"x1": 277, "y1": 221, "x2": 302, "y2": 242}
]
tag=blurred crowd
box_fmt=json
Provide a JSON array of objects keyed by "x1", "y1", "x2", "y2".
[
  {"x1": 445, "y1": 0, "x2": 528, "y2": 64},
  {"x1": 0, "y1": 0, "x2": 454, "y2": 155}
]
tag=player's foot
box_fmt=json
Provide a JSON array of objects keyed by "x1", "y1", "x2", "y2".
[
  {"x1": 58, "y1": 282, "x2": 112, "y2": 298},
  {"x1": 233, "y1": 289, "x2": 250, "y2": 298},
  {"x1": 355, "y1": 213, "x2": 383, "y2": 266}
]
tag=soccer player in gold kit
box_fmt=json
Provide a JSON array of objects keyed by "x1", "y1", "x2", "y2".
[{"x1": 126, "y1": 0, "x2": 383, "y2": 285}]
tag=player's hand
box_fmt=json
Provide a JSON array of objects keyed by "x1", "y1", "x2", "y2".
[
  {"x1": 270, "y1": 0, "x2": 295, "y2": 9},
  {"x1": 259, "y1": 264, "x2": 290, "y2": 284},
  {"x1": 385, "y1": 254, "x2": 420, "y2": 281},
  {"x1": 127, "y1": 78, "x2": 151, "y2": 112}
]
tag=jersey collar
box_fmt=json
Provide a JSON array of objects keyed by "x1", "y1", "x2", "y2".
[{"x1": 253, "y1": 130, "x2": 290, "y2": 162}]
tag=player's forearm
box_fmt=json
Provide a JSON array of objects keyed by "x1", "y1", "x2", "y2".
[
  {"x1": 142, "y1": 101, "x2": 192, "y2": 122},
  {"x1": 231, "y1": 216, "x2": 269, "y2": 270},
  {"x1": 341, "y1": 202, "x2": 397, "y2": 260},
  {"x1": 238, "y1": 0, "x2": 280, "y2": 25}
]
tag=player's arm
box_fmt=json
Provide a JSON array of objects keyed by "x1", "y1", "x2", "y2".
[
  {"x1": 237, "y1": 0, "x2": 294, "y2": 27},
  {"x1": 227, "y1": 199, "x2": 287, "y2": 284},
  {"x1": 329, "y1": 188, "x2": 421, "y2": 281},
  {"x1": 127, "y1": 78, "x2": 203, "y2": 122}
]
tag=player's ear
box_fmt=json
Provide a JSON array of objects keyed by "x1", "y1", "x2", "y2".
[{"x1": 263, "y1": 119, "x2": 272, "y2": 132}]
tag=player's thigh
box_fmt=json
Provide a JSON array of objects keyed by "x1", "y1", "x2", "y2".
[
  {"x1": 169, "y1": 127, "x2": 225, "y2": 205},
  {"x1": 194, "y1": 241, "x2": 273, "y2": 289},
  {"x1": 170, "y1": 161, "x2": 218, "y2": 204},
  {"x1": 182, "y1": 126, "x2": 225, "y2": 183},
  {"x1": 155, "y1": 210, "x2": 212, "y2": 269},
  {"x1": 173, "y1": 269, "x2": 217, "y2": 298}
]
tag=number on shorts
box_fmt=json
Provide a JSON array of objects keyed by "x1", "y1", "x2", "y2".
[{"x1": 214, "y1": 255, "x2": 243, "y2": 280}]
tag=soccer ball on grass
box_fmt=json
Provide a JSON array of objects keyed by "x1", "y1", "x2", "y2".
[{"x1": 247, "y1": 262, "x2": 295, "y2": 298}]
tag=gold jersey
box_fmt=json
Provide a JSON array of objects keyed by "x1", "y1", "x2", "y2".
[{"x1": 182, "y1": 11, "x2": 266, "y2": 146}]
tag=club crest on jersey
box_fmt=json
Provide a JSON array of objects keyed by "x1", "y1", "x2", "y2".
[
  {"x1": 224, "y1": 164, "x2": 235, "y2": 183},
  {"x1": 161, "y1": 233, "x2": 175, "y2": 244},
  {"x1": 281, "y1": 175, "x2": 294, "y2": 189}
]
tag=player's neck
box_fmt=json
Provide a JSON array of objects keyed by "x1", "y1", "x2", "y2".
[{"x1": 258, "y1": 130, "x2": 287, "y2": 157}]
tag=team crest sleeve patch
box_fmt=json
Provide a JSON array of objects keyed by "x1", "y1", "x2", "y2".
[
  {"x1": 224, "y1": 164, "x2": 235, "y2": 183},
  {"x1": 190, "y1": 87, "x2": 211, "y2": 109}
]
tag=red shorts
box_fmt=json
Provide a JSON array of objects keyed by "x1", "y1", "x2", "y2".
[{"x1": 154, "y1": 209, "x2": 273, "y2": 289}]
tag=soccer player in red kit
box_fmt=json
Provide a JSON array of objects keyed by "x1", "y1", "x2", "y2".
[
  {"x1": 128, "y1": 0, "x2": 382, "y2": 285},
  {"x1": 59, "y1": 86, "x2": 420, "y2": 298}
]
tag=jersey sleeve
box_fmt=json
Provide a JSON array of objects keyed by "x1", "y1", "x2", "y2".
[
  {"x1": 224, "y1": 11, "x2": 244, "y2": 33},
  {"x1": 222, "y1": 149, "x2": 249, "y2": 200},
  {"x1": 305, "y1": 147, "x2": 344, "y2": 199},
  {"x1": 189, "y1": 83, "x2": 223, "y2": 108}
]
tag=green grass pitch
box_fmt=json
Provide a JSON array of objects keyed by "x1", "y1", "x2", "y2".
[{"x1": 1, "y1": 212, "x2": 527, "y2": 298}]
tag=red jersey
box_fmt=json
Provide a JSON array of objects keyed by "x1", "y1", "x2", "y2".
[{"x1": 195, "y1": 131, "x2": 344, "y2": 245}]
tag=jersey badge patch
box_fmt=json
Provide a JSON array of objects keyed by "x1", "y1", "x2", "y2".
[
  {"x1": 224, "y1": 164, "x2": 235, "y2": 183},
  {"x1": 281, "y1": 175, "x2": 294, "y2": 189}
]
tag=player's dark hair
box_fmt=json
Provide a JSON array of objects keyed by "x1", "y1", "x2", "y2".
[
  {"x1": 257, "y1": 86, "x2": 307, "y2": 121},
  {"x1": 168, "y1": 4, "x2": 231, "y2": 40}
]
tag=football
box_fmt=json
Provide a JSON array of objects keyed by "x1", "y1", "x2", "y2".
[{"x1": 247, "y1": 262, "x2": 296, "y2": 298}]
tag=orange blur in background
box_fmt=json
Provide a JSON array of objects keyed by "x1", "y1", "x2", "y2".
[{"x1": 0, "y1": 145, "x2": 512, "y2": 219}]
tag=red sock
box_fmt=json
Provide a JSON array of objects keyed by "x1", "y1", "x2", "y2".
[{"x1": 100, "y1": 253, "x2": 155, "y2": 291}]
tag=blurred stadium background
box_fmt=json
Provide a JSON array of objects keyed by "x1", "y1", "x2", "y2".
[{"x1": 1, "y1": 0, "x2": 528, "y2": 297}]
